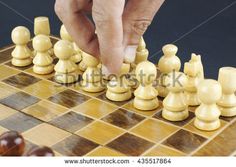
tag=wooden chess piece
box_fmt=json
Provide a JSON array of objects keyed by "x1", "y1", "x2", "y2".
[
  {"x1": 27, "y1": 146, "x2": 54, "y2": 156},
  {"x1": 217, "y1": 67, "x2": 236, "y2": 117},
  {"x1": 133, "y1": 61, "x2": 159, "y2": 111},
  {"x1": 106, "y1": 63, "x2": 132, "y2": 101},
  {"x1": 157, "y1": 44, "x2": 181, "y2": 97},
  {"x1": 34, "y1": 17, "x2": 53, "y2": 56},
  {"x1": 194, "y1": 79, "x2": 222, "y2": 131},
  {"x1": 82, "y1": 52, "x2": 105, "y2": 92},
  {"x1": 60, "y1": 25, "x2": 82, "y2": 63},
  {"x1": 32, "y1": 35, "x2": 54, "y2": 74},
  {"x1": 189, "y1": 53, "x2": 204, "y2": 80},
  {"x1": 0, "y1": 131, "x2": 25, "y2": 156},
  {"x1": 54, "y1": 40, "x2": 78, "y2": 84},
  {"x1": 11, "y1": 26, "x2": 32, "y2": 67},
  {"x1": 135, "y1": 36, "x2": 149, "y2": 64},
  {"x1": 162, "y1": 71, "x2": 189, "y2": 121}
]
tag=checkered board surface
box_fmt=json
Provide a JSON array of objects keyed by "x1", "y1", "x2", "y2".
[{"x1": 0, "y1": 37, "x2": 236, "y2": 157}]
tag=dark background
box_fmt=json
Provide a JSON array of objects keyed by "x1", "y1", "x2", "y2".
[{"x1": 0, "y1": 0, "x2": 235, "y2": 79}]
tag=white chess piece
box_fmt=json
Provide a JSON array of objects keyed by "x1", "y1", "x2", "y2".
[
  {"x1": 162, "y1": 71, "x2": 188, "y2": 121},
  {"x1": 54, "y1": 40, "x2": 78, "y2": 84},
  {"x1": 11, "y1": 26, "x2": 32, "y2": 67},
  {"x1": 217, "y1": 67, "x2": 236, "y2": 117},
  {"x1": 32, "y1": 35, "x2": 54, "y2": 74},
  {"x1": 134, "y1": 61, "x2": 159, "y2": 110},
  {"x1": 194, "y1": 79, "x2": 222, "y2": 131}
]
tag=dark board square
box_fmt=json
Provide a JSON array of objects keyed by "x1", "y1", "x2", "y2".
[
  {"x1": 106, "y1": 133, "x2": 154, "y2": 156},
  {"x1": 3, "y1": 72, "x2": 41, "y2": 89},
  {"x1": 101, "y1": 109, "x2": 145, "y2": 130},
  {"x1": 0, "y1": 92, "x2": 40, "y2": 110},
  {"x1": 48, "y1": 89, "x2": 90, "y2": 108},
  {"x1": 0, "y1": 48, "x2": 13, "y2": 64},
  {"x1": 0, "y1": 113, "x2": 42, "y2": 133},
  {"x1": 52, "y1": 135, "x2": 99, "y2": 156},
  {"x1": 153, "y1": 110, "x2": 195, "y2": 126},
  {"x1": 162, "y1": 129, "x2": 207, "y2": 154},
  {"x1": 50, "y1": 111, "x2": 94, "y2": 133},
  {"x1": 5, "y1": 61, "x2": 33, "y2": 71}
]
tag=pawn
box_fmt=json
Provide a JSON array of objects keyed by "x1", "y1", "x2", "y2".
[
  {"x1": 32, "y1": 35, "x2": 54, "y2": 74},
  {"x1": 54, "y1": 40, "x2": 78, "y2": 84},
  {"x1": 134, "y1": 61, "x2": 159, "y2": 111},
  {"x1": 81, "y1": 52, "x2": 104, "y2": 92},
  {"x1": 135, "y1": 37, "x2": 149, "y2": 64},
  {"x1": 0, "y1": 131, "x2": 25, "y2": 156},
  {"x1": 157, "y1": 44, "x2": 181, "y2": 97},
  {"x1": 217, "y1": 67, "x2": 236, "y2": 117},
  {"x1": 194, "y1": 79, "x2": 222, "y2": 131},
  {"x1": 11, "y1": 26, "x2": 32, "y2": 67},
  {"x1": 27, "y1": 146, "x2": 54, "y2": 156},
  {"x1": 106, "y1": 63, "x2": 132, "y2": 101},
  {"x1": 60, "y1": 25, "x2": 82, "y2": 63},
  {"x1": 162, "y1": 71, "x2": 188, "y2": 121},
  {"x1": 34, "y1": 17, "x2": 53, "y2": 56}
]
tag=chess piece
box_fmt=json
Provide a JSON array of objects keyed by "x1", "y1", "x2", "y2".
[
  {"x1": 189, "y1": 53, "x2": 204, "y2": 80},
  {"x1": 82, "y1": 52, "x2": 105, "y2": 92},
  {"x1": 54, "y1": 40, "x2": 78, "y2": 84},
  {"x1": 135, "y1": 36, "x2": 149, "y2": 64},
  {"x1": 157, "y1": 44, "x2": 181, "y2": 97},
  {"x1": 217, "y1": 67, "x2": 236, "y2": 117},
  {"x1": 0, "y1": 131, "x2": 25, "y2": 156},
  {"x1": 60, "y1": 25, "x2": 82, "y2": 63},
  {"x1": 162, "y1": 71, "x2": 188, "y2": 121},
  {"x1": 106, "y1": 63, "x2": 132, "y2": 101},
  {"x1": 184, "y1": 56, "x2": 203, "y2": 106},
  {"x1": 34, "y1": 17, "x2": 53, "y2": 56},
  {"x1": 194, "y1": 79, "x2": 222, "y2": 131},
  {"x1": 134, "y1": 61, "x2": 159, "y2": 110},
  {"x1": 32, "y1": 35, "x2": 54, "y2": 74},
  {"x1": 27, "y1": 146, "x2": 54, "y2": 156},
  {"x1": 11, "y1": 26, "x2": 32, "y2": 67}
]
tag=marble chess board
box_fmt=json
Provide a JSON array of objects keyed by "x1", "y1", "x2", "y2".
[{"x1": 0, "y1": 37, "x2": 236, "y2": 156}]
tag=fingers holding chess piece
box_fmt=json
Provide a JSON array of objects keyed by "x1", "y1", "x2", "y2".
[
  {"x1": 11, "y1": 26, "x2": 32, "y2": 67},
  {"x1": 162, "y1": 71, "x2": 188, "y2": 121},
  {"x1": 54, "y1": 40, "x2": 78, "y2": 84},
  {"x1": 194, "y1": 79, "x2": 222, "y2": 131},
  {"x1": 217, "y1": 67, "x2": 236, "y2": 117},
  {"x1": 27, "y1": 146, "x2": 54, "y2": 156},
  {"x1": 0, "y1": 131, "x2": 25, "y2": 156},
  {"x1": 32, "y1": 35, "x2": 54, "y2": 74},
  {"x1": 134, "y1": 61, "x2": 159, "y2": 111},
  {"x1": 157, "y1": 44, "x2": 181, "y2": 97}
]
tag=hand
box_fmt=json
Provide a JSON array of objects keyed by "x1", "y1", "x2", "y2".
[{"x1": 55, "y1": 0, "x2": 165, "y2": 73}]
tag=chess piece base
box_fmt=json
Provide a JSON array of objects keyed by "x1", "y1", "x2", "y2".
[
  {"x1": 162, "y1": 108, "x2": 189, "y2": 121},
  {"x1": 194, "y1": 118, "x2": 220, "y2": 131},
  {"x1": 12, "y1": 58, "x2": 32, "y2": 67},
  {"x1": 134, "y1": 97, "x2": 159, "y2": 111},
  {"x1": 82, "y1": 81, "x2": 105, "y2": 93},
  {"x1": 219, "y1": 106, "x2": 236, "y2": 117},
  {"x1": 55, "y1": 72, "x2": 78, "y2": 84},
  {"x1": 106, "y1": 90, "x2": 132, "y2": 102},
  {"x1": 33, "y1": 64, "x2": 54, "y2": 75},
  {"x1": 156, "y1": 85, "x2": 169, "y2": 98}
]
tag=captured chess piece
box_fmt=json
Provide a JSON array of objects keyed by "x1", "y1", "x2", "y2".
[
  {"x1": 106, "y1": 63, "x2": 132, "y2": 101},
  {"x1": 184, "y1": 55, "x2": 203, "y2": 106},
  {"x1": 60, "y1": 25, "x2": 82, "y2": 64},
  {"x1": 81, "y1": 52, "x2": 104, "y2": 92},
  {"x1": 157, "y1": 44, "x2": 181, "y2": 97},
  {"x1": 194, "y1": 79, "x2": 222, "y2": 131},
  {"x1": 217, "y1": 67, "x2": 236, "y2": 117},
  {"x1": 32, "y1": 35, "x2": 54, "y2": 74},
  {"x1": 11, "y1": 26, "x2": 32, "y2": 67},
  {"x1": 27, "y1": 146, "x2": 54, "y2": 156},
  {"x1": 162, "y1": 71, "x2": 188, "y2": 121},
  {"x1": 54, "y1": 40, "x2": 78, "y2": 84},
  {"x1": 0, "y1": 131, "x2": 25, "y2": 156},
  {"x1": 34, "y1": 17, "x2": 53, "y2": 56},
  {"x1": 134, "y1": 61, "x2": 159, "y2": 111}
]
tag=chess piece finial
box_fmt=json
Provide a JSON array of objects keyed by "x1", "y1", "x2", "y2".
[
  {"x1": 194, "y1": 79, "x2": 222, "y2": 131},
  {"x1": 11, "y1": 26, "x2": 32, "y2": 67},
  {"x1": 162, "y1": 71, "x2": 188, "y2": 121},
  {"x1": 133, "y1": 61, "x2": 159, "y2": 110},
  {"x1": 54, "y1": 40, "x2": 78, "y2": 84},
  {"x1": 32, "y1": 35, "x2": 54, "y2": 74},
  {"x1": 217, "y1": 67, "x2": 236, "y2": 117},
  {"x1": 157, "y1": 44, "x2": 181, "y2": 97},
  {"x1": 34, "y1": 17, "x2": 50, "y2": 36}
]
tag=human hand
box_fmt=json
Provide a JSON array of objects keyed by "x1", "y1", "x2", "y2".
[{"x1": 55, "y1": 0, "x2": 165, "y2": 73}]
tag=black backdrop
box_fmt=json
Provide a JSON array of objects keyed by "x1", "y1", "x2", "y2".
[{"x1": 0, "y1": 0, "x2": 235, "y2": 79}]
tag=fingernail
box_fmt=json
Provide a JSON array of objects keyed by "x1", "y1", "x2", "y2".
[
  {"x1": 124, "y1": 45, "x2": 138, "y2": 63},
  {"x1": 101, "y1": 64, "x2": 111, "y2": 77}
]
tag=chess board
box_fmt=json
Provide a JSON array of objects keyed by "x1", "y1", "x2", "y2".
[{"x1": 0, "y1": 36, "x2": 236, "y2": 157}]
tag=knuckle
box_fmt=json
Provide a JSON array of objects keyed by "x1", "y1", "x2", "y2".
[{"x1": 131, "y1": 19, "x2": 152, "y2": 36}]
